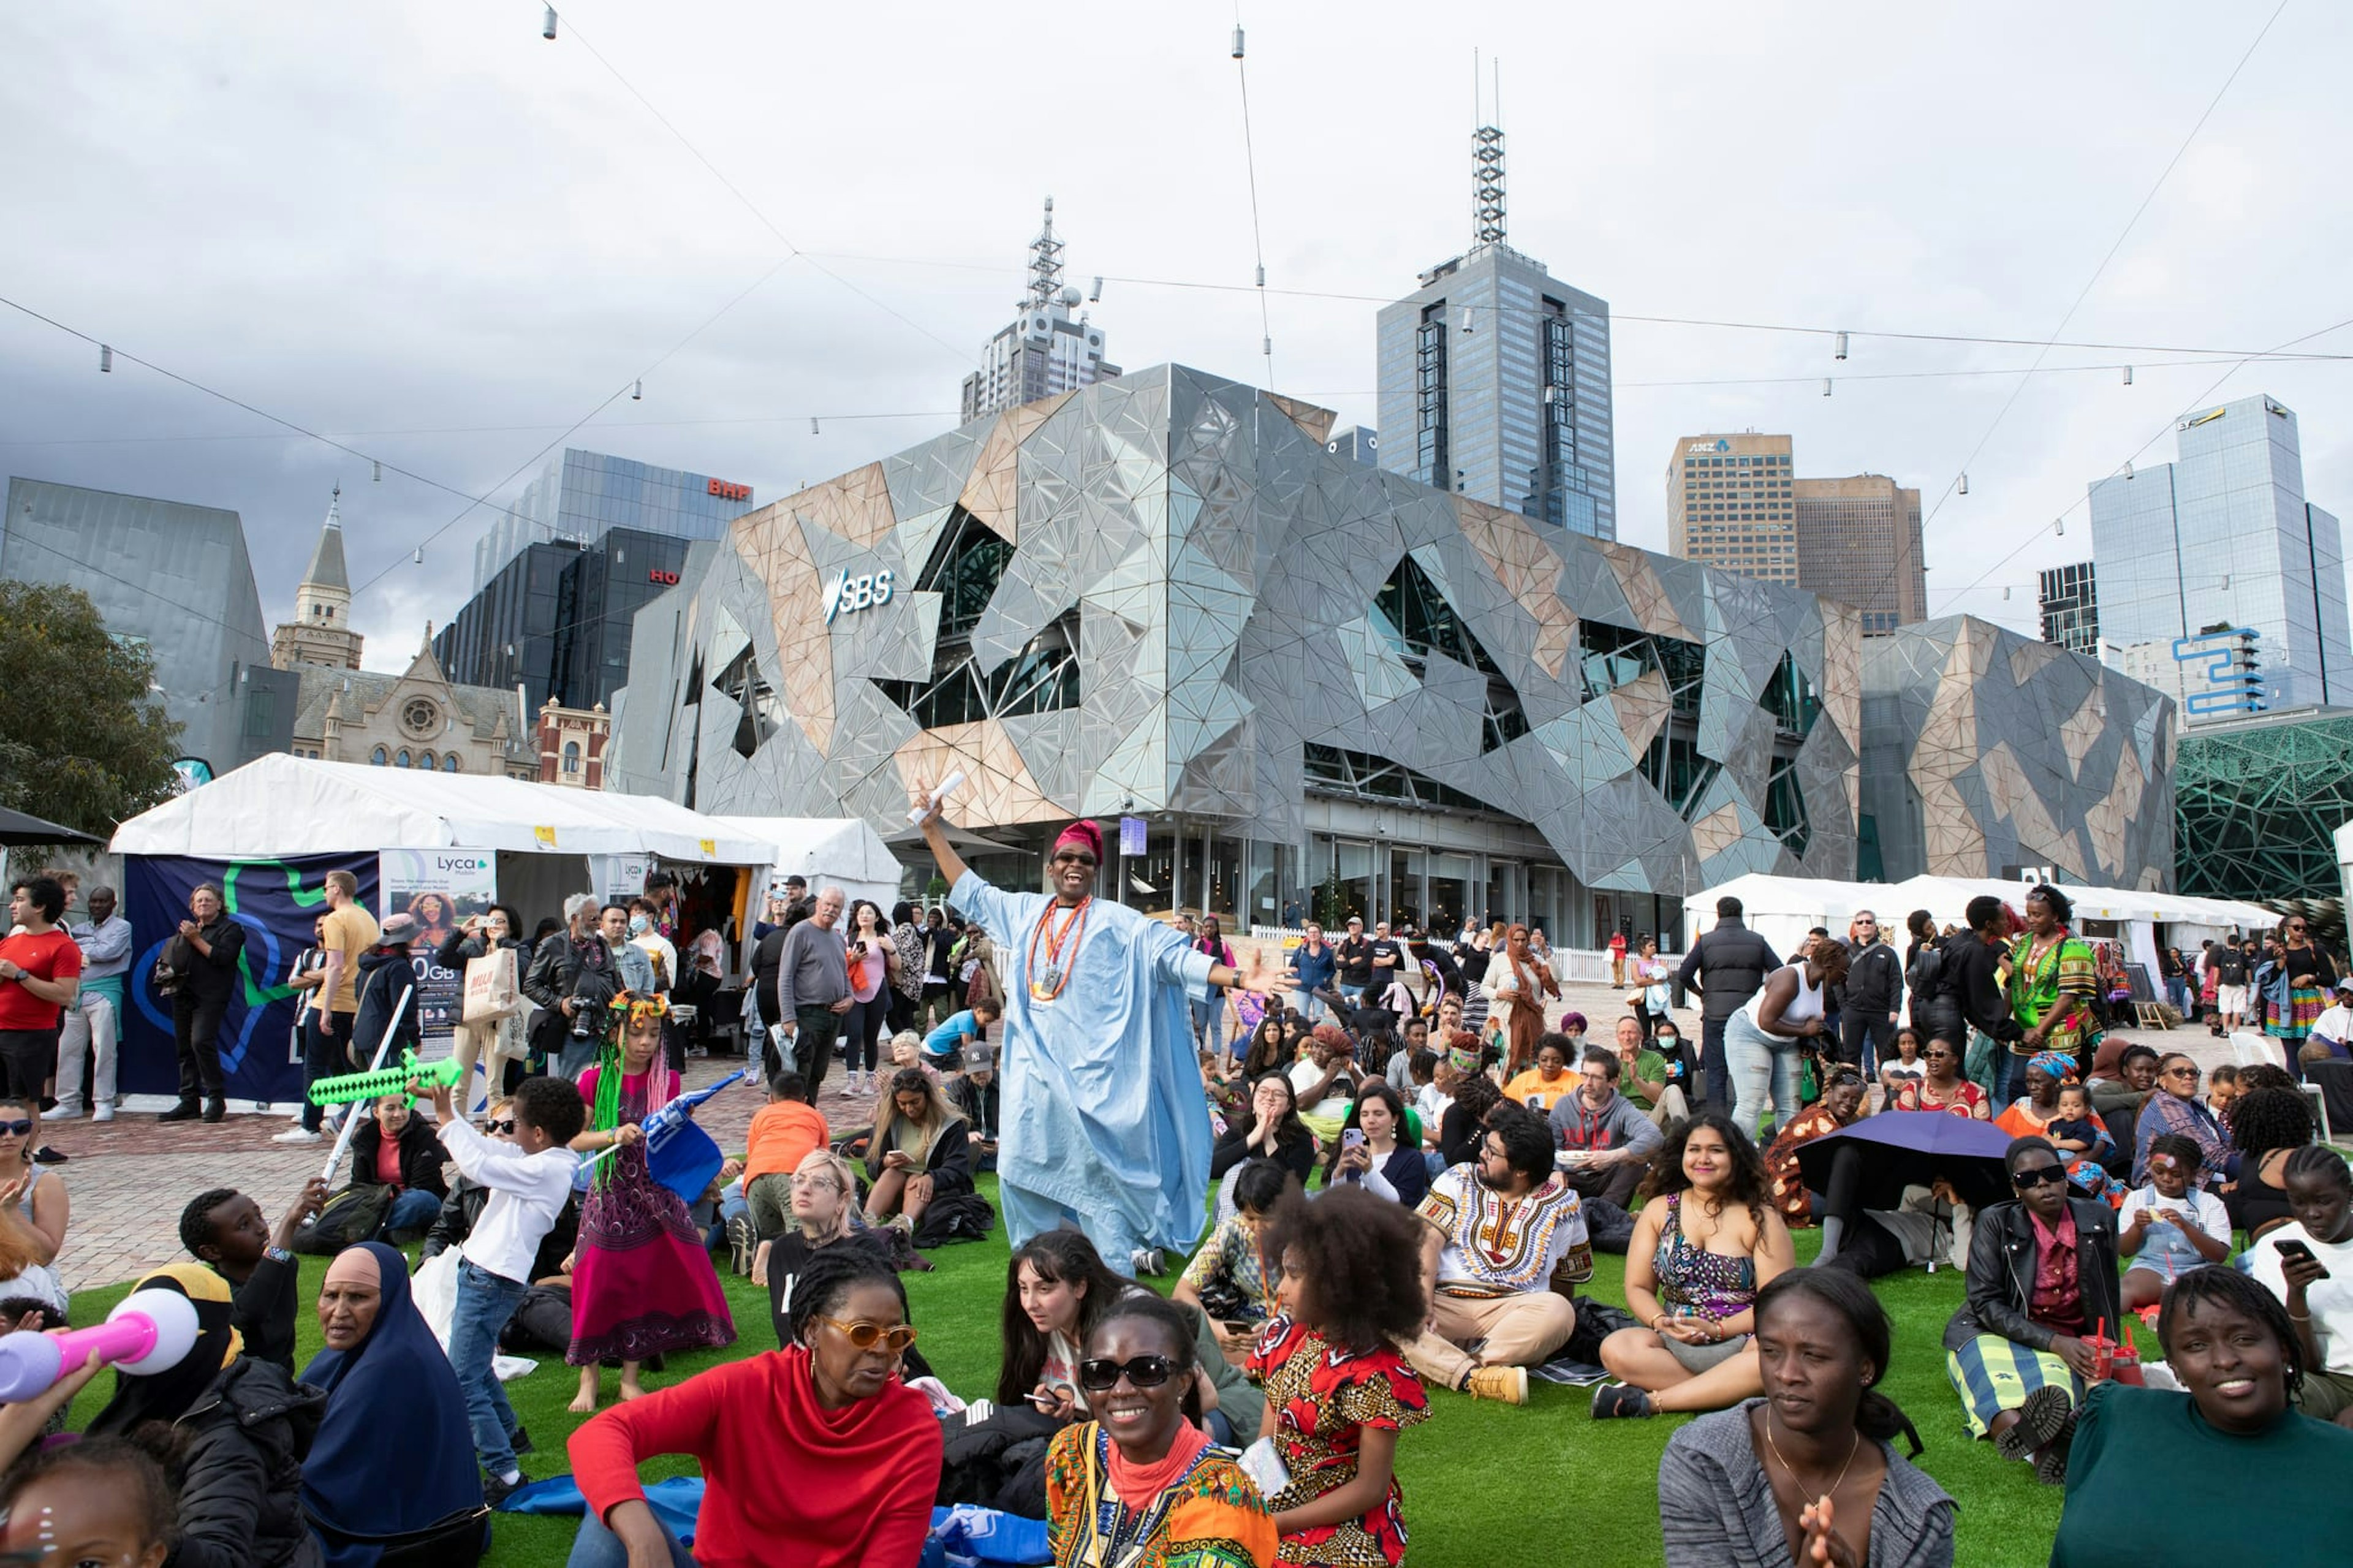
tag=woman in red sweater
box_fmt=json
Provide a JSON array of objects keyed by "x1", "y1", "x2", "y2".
[{"x1": 567, "y1": 1248, "x2": 942, "y2": 1567}]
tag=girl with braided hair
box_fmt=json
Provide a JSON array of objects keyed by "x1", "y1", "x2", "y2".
[{"x1": 566, "y1": 993, "x2": 733, "y2": 1414}]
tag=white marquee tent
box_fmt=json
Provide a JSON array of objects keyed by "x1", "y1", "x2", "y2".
[
  {"x1": 112, "y1": 754, "x2": 782, "y2": 863},
  {"x1": 703, "y1": 815, "x2": 905, "y2": 915},
  {"x1": 1685, "y1": 872, "x2": 2276, "y2": 985}
]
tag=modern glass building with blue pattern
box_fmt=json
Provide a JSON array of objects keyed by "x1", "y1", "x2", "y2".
[{"x1": 2088, "y1": 394, "x2": 2351, "y2": 716}]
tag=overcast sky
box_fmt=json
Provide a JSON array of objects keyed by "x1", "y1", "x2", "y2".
[{"x1": 4, "y1": 1, "x2": 2349, "y2": 668}]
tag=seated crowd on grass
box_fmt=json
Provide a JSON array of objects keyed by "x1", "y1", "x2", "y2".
[{"x1": 5, "y1": 881, "x2": 2353, "y2": 1567}]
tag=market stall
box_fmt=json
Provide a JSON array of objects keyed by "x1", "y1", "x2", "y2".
[{"x1": 105, "y1": 755, "x2": 776, "y2": 1112}]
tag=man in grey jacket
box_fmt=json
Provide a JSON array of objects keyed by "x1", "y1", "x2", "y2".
[
  {"x1": 1548, "y1": 1048, "x2": 1664, "y2": 1208},
  {"x1": 51, "y1": 885, "x2": 131, "y2": 1120},
  {"x1": 1675, "y1": 896, "x2": 1780, "y2": 1113},
  {"x1": 773, "y1": 886, "x2": 852, "y2": 1092}
]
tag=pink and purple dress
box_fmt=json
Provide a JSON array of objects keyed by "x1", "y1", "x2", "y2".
[{"x1": 567, "y1": 1065, "x2": 736, "y2": 1366}]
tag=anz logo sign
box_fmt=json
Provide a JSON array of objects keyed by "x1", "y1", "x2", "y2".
[{"x1": 822, "y1": 568, "x2": 895, "y2": 625}]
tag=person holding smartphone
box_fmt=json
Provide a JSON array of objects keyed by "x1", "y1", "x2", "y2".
[{"x1": 2248, "y1": 1144, "x2": 2353, "y2": 1425}]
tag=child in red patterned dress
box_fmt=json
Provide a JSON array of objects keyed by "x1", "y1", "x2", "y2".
[{"x1": 1248, "y1": 1185, "x2": 1431, "y2": 1567}]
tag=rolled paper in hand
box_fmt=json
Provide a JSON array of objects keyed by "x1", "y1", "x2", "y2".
[{"x1": 909, "y1": 771, "x2": 965, "y2": 824}]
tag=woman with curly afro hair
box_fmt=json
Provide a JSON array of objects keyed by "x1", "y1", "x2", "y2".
[
  {"x1": 1249, "y1": 1186, "x2": 1431, "y2": 1567},
  {"x1": 2227, "y1": 1085, "x2": 2316, "y2": 1238}
]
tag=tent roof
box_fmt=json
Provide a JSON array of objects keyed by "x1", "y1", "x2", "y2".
[
  {"x1": 701, "y1": 816, "x2": 905, "y2": 890},
  {"x1": 109, "y1": 754, "x2": 776, "y2": 863},
  {"x1": 1689, "y1": 872, "x2": 2277, "y2": 933}
]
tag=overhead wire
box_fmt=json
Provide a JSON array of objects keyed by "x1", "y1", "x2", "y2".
[{"x1": 1861, "y1": 0, "x2": 2297, "y2": 632}]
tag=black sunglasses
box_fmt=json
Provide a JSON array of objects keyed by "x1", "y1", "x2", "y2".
[
  {"x1": 2012, "y1": 1165, "x2": 2068, "y2": 1189},
  {"x1": 1077, "y1": 1354, "x2": 1178, "y2": 1392},
  {"x1": 0, "y1": 1120, "x2": 31, "y2": 1138},
  {"x1": 484, "y1": 1118, "x2": 517, "y2": 1135}
]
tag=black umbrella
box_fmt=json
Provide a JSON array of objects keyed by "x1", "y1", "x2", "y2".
[
  {"x1": 1794, "y1": 1110, "x2": 2015, "y2": 1213},
  {"x1": 0, "y1": 806, "x2": 102, "y2": 848}
]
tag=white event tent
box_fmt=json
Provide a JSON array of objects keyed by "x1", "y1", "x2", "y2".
[
  {"x1": 702, "y1": 815, "x2": 905, "y2": 915},
  {"x1": 1685, "y1": 872, "x2": 2276, "y2": 985}
]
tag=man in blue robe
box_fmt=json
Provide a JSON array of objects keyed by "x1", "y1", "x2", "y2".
[{"x1": 911, "y1": 794, "x2": 1274, "y2": 1273}]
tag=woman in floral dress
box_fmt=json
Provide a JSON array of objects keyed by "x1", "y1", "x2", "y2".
[{"x1": 1249, "y1": 1187, "x2": 1430, "y2": 1567}]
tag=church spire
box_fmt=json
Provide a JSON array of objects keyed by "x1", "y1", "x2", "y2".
[{"x1": 271, "y1": 485, "x2": 363, "y2": 672}]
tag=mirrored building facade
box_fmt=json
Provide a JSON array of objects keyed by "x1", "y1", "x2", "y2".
[{"x1": 608, "y1": 365, "x2": 1860, "y2": 942}]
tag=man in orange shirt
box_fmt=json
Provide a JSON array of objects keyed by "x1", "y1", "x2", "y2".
[
  {"x1": 276, "y1": 869, "x2": 377, "y2": 1143},
  {"x1": 737, "y1": 1069, "x2": 830, "y2": 1241}
]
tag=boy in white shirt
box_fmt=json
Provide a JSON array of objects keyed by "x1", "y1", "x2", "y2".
[{"x1": 424, "y1": 1072, "x2": 590, "y2": 1501}]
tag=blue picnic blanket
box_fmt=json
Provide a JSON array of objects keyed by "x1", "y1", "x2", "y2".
[{"x1": 488, "y1": 1475, "x2": 1048, "y2": 1563}]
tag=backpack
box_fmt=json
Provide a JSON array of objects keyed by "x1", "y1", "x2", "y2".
[{"x1": 290, "y1": 1183, "x2": 393, "y2": 1256}]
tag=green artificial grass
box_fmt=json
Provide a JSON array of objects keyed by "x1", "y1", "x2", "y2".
[{"x1": 63, "y1": 1180, "x2": 2066, "y2": 1566}]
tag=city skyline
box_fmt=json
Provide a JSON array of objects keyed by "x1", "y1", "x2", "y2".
[{"x1": 4, "y1": 4, "x2": 2349, "y2": 672}]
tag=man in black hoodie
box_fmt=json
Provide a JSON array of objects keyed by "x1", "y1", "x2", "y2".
[
  {"x1": 1835, "y1": 911, "x2": 1905, "y2": 1078},
  {"x1": 1675, "y1": 896, "x2": 1779, "y2": 1112},
  {"x1": 1943, "y1": 895, "x2": 2024, "y2": 1063}
]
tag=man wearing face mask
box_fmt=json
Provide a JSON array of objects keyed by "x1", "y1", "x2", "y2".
[
  {"x1": 627, "y1": 896, "x2": 681, "y2": 1072},
  {"x1": 601, "y1": 904, "x2": 657, "y2": 998}
]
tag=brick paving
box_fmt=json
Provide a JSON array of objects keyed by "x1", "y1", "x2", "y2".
[{"x1": 40, "y1": 965, "x2": 2243, "y2": 1297}]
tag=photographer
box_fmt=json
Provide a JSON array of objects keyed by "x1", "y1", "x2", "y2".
[{"x1": 521, "y1": 893, "x2": 622, "y2": 1080}]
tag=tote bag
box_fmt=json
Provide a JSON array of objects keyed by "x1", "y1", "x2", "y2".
[{"x1": 461, "y1": 949, "x2": 522, "y2": 1023}]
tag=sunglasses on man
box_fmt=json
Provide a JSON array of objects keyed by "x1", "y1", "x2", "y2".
[{"x1": 2012, "y1": 1165, "x2": 2068, "y2": 1189}]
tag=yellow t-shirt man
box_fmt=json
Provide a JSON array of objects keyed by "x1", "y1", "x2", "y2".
[{"x1": 320, "y1": 904, "x2": 379, "y2": 1015}]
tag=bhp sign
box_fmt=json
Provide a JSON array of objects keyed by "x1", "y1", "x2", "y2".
[{"x1": 707, "y1": 478, "x2": 751, "y2": 501}]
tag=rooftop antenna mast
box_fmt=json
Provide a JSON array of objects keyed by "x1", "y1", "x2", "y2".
[
  {"x1": 1472, "y1": 56, "x2": 1506, "y2": 249},
  {"x1": 1027, "y1": 196, "x2": 1064, "y2": 313}
]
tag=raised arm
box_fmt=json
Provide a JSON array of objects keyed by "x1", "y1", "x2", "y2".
[{"x1": 909, "y1": 781, "x2": 971, "y2": 889}]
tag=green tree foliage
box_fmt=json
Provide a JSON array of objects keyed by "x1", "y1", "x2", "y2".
[{"x1": 0, "y1": 579, "x2": 183, "y2": 836}]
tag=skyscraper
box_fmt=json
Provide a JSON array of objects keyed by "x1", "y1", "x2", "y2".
[
  {"x1": 1667, "y1": 434, "x2": 1797, "y2": 586},
  {"x1": 1665, "y1": 436, "x2": 1924, "y2": 631},
  {"x1": 2088, "y1": 393, "x2": 2352, "y2": 714},
  {"x1": 2037, "y1": 561, "x2": 2099, "y2": 656},
  {"x1": 1792, "y1": 474, "x2": 1925, "y2": 634},
  {"x1": 1376, "y1": 127, "x2": 1615, "y2": 538},
  {"x1": 959, "y1": 198, "x2": 1120, "y2": 424},
  {"x1": 471, "y1": 448, "x2": 756, "y2": 594}
]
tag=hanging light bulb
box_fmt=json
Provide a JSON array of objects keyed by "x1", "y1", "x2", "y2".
[
  {"x1": 1834, "y1": 331, "x2": 1849, "y2": 361},
  {"x1": 2003, "y1": 586, "x2": 2011, "y2": 601},
  {"x1": 543, "y1": 6, "x2": 558, "y2": 40},
  {"x1": 1822, "y1": 378, "x2": 1832, "y2": 397},
  {"x1": 372, "y1": 460, "x2": 382, "y2": 482},
  {"x1": 2123, "y1": 461, "x2": 2134, "y2": 480},
  {"x1": 810, "y1": 417, "x2": 820, "y2": 435},
  {"x1": 1263, "y1": 336, "x2": 1273, "y2": 358},
  {"x1": 2055, "y1": 517, "x2": 2065, "y2": 536},
  {"x1": 413, "y1": 545, "x2": 423, "y2": 565},
  {"x1": 1256, "y1": 263, "x2": 1266, "y2": 287},
  {"x1": 1231, "y1": 25, "x2": 1245, "y2": 58},
  {"x1": 98, "y1": 345, "x2": 112, "y2": 373},
  {"x1": 1089, "y1": 276, "x2": 1103, "y2": 302},
  {"x1": 632, "y1": 379, "x2": 643, "y2": 401},
  {"x1": 2121, "y1": 365, "x2": 2134, "y2": 386},
  {"x1": 1958, "y1": 473, "x2": 1969, "y2": 496}
]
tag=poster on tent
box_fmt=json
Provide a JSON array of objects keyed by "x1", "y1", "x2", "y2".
[
  {"x1": 121, "y1": 852, "x2": 378, "y2": 1107},
  {"x1": 593, "y1": 853, "x2": 654, "y2": 907},
  {"x1": 379, "y1": 849, "x2": 498, "y2": 1041}
]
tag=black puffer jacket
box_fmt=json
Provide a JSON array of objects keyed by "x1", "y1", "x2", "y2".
[
  {"x1": 347, "y1": 1113, "x2": 450, "y2": 1197},
  {"x1": 1676, "y1": 918, "x2": 1781, "y2": 1023},
  {"x1": 172, "y1": 1358, "x2": 327, "y2": 1568}
]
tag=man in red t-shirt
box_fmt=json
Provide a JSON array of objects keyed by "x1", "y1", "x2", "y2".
[{"x1": 0, "y1": 877, "x2": 83, "y2": 1100}]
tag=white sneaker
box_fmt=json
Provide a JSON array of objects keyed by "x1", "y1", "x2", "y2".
[
  {"x1": 91, "y1": 1103, "x2": 114, "y2": 1123},
  {"x1": 1129, "y1": 1248, "x2": 1166, "y2": 1277},
  {"x1": 39, "y1": 1104, "x2": 80, "y2": 1121},
  {"x1": 270, "y1": 1127, "x2": 322, "y2": 1145}
]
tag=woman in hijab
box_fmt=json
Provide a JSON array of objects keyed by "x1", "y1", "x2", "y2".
[
  {"x1": 299, "y1": 1242, "x2": 487, "y2": 1566},
  {"x1": 85, "y1": 1263, "x2": 324, "y2": 1568}
]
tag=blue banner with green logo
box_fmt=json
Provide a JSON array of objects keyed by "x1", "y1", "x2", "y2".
[{"x1": 121, "y1": 854, "x2": 379, "y2": 1106}]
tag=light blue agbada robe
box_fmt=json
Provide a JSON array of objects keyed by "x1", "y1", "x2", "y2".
[{"x1": 948, "y1": 873, "x2": 1216, "y2": 1257}]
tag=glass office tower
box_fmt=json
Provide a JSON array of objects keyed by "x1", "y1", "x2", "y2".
[{"x1": 2088, "y1": 395, "x2": 2351, "y2": 716}]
